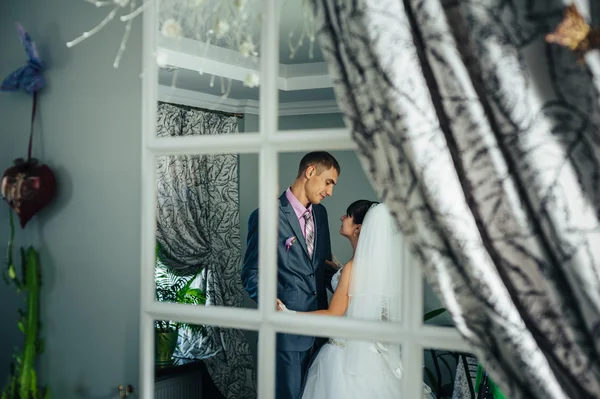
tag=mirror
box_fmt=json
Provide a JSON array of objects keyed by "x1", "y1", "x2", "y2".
[
  {"x1": 156, "y1": 0, "x2": 263, "y2": 136},
  {"x1": 150, "y1": 1, "x2": 454, "y2": 397},
  {"x1": 154, "y1": 0, "x2": 339, "y2": 134},
  {"x1": 276, "y1": 0, "x2": 340, "y2": 128}
]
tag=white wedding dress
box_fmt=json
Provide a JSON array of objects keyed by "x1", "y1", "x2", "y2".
[
  {"x1": 301, "y1": 204, "x2": 436, "y2": 399},
  {"x1": 302, "y1": 268, "x2": 435, "y2": 399}
]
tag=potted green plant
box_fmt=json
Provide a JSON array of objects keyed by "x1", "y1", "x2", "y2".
[
  {"x1": 2, "y1": 212, "x2": 49, "y2": 399},
  {"x1": 154, "y1": 242, "x2": 206, "y2": 366}
]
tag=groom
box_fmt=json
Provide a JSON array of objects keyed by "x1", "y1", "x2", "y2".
[{"x1": 241, "y1": 151, "x2": 340, "y2": 399}]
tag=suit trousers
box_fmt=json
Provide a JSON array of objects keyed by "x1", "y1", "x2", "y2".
[{"x1": 276, "y1": 345, "x2": 319, "y2": 399}]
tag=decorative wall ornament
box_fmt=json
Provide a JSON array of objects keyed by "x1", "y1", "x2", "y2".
[
  {"x1": 0, "y1": 23, "x2": 52, "y2": 399},
  {"x1": 1, "y1": 23, "x2": 56, "y2": 228},
  {"x1": 546, "y1": 4, "x2": 600, "y2": 62}
]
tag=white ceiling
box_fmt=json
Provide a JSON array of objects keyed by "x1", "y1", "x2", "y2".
[
  {"x1": 159, "y1": 0, "x2": 324, "y2": 64},
  {"x1": 157, "y1": 0, "x2": 333, "y2": 104},
  {"x1": 158, "y1": 68, "x2": 336, "y2": 103}
]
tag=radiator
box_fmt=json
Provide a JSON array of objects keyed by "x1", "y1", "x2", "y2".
[{"x1": 155, "y1": 369, "x2": 203, "y2": 399}]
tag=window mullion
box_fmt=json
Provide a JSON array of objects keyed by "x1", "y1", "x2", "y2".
[
  {"x1": 140, "y1": 0, "x2": 159, "y2": 397},
  {"x1": 257, "y1": 1, "x2": 280, "y2": 399}
]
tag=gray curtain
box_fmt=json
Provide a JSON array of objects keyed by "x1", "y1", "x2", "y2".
[
  {"x1": 312, "y1": 0, "x2": 600, "y2": 398},
  {"x1": 452, "y1": 355, "x2": 478, "y2": 398},
  {"x1": 156, "y1": 103, "x2": 256, "y2": 399}
]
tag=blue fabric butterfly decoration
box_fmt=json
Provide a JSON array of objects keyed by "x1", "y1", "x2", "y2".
[{"x1": 1, "y1": 23, "x2": 46, "y2": 95}]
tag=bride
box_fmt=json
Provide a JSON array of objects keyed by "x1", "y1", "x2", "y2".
[{"x1": 278, "y1": 200, "x2": 435, "y2": 399}]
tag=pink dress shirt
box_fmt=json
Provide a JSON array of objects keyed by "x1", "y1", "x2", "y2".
[{"x1": 285, "y1": 188, "x2": 315, "y2": 240}]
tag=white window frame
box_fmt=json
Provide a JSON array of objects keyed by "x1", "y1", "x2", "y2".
[{"x1": 139, "y1": 1, "x2": 471, "y2": 398}]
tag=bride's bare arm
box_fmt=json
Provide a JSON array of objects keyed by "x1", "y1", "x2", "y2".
[
  {"x1": 309, "y1": 260, "x2": 353, "y2": 316},
  {"x1": 276, "y1": 260, "x2": 353, "y2": 316}
]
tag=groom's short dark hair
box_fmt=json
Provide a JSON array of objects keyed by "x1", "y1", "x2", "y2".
[{"x1": 297, "y1": 151, "x2": 341, "y2": 178}]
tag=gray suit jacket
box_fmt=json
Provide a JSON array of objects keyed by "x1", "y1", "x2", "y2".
[{"x1": 241, "y1": 192, "x2": 335, "y2": 351}]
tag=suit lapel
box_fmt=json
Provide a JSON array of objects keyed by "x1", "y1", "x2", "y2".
[{"x1": 279, "y1": 194, "x2": 310, "y2": 258}]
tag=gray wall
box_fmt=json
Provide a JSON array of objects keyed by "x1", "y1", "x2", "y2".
[
  {"x1": 0, "y1": 98, "x2": 29, "y2": 384},
  {"x1": 0, "y1": 1, "x2": 141, "y2": 396}
]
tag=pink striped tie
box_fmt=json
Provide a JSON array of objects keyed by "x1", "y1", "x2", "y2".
[{"x1": 304, "y1": 212, "x2": 315, "y2": 258}]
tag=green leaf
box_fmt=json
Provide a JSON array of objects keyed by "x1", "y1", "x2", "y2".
[
  {"x1": 156, "y1": 242, "x2": 162, "y2": 262},
  {"x1": 8, "y1": 264, "x2": 16, "y2": 280},
  {"x1": 181, "y1": 288, "x2": 206, "y2": 305},
  {"x1": 30, "y1": 369, "x2": 38, "y2": 397},
  {"x1": 5, "y1": 209, "x2": 15, "y2": 284},
  {"x1": 423, "y1": 308, "x2": 446, "y2": 322},
  {"x1": 13, "y1": 353, "x2": 22, "y2": 365}
]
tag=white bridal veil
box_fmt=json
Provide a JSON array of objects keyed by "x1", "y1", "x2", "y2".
[{"x1": 343, "y1": 203, "x2": 404, "y2": 379}]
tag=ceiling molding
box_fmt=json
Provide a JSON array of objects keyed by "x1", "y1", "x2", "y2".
[
  {"x1": 158, "y1": 86, "x2": 340, "y2": 116},
  {"x1": 158, "y1": 36, "x2": 333, "y2": 91}
]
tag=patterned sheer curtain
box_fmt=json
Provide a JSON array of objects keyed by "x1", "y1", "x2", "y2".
[
  {"x1": 156, "y1": 102, "x2": 256, "y2": 399},
  {"x1": 311, "y1": 0, "x2": 600, "y2": 398}
]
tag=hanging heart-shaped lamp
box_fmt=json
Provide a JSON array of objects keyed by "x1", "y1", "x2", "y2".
[{"x1": 1, "y1": 158, "x2": 56, "y2": 228}]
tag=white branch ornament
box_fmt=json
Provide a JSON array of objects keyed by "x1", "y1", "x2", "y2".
[{"x1": 66, "y1": 0, "x2": 147, "y2": 68}]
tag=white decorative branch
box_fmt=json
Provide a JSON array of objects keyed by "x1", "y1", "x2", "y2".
[
  {"x1": 114, "y1": 0, "x2": 135, "y2": 68},
  {"x1": 66, "y1": 6, "x2": 120, "y2": 48},
  {"x1": 84, "y1": 0, "x2": 113, "y2": 7},
  {"x1": 120, "y1": 1, "x2": 148, "y2": 22}
]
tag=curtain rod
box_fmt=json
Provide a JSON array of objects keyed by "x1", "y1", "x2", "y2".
[{"x1": 159, "y1": 101, "x2": 244, "y2": 118}]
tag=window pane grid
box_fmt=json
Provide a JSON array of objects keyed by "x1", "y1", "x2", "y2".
[
  {"x1": 140, "y1": 0, "x2": 158, "y2": 397},
  {"x1": 419, "y1": 326, "x2": 471, "y2": 352},
  {"x1": 402, "y1": 342, "x2": 424, "y2": 398},
  {"x1": 141, "y1": 1, "x2": 473, "y2": 398},
  {"x1": 144, "y1": 300, "x2": 470, "y2": 351},
  {"x1": 257, "y1": 0, "x2": 280, "y2": 398},
  {"x1": 139, "y1": 313, "x2": 155, "y2": 399},
  {"x1": 147, "y1": 301, "x2": 262, "y2": 330},
  {"x1": 403, "y1": 241, "x2": 424, "y2": 329},
  {"x1": 148, "y1": 133, "x2": 263, "y2": 155},
  {"x1": 146, "y1": 128, "x2": 356, "y2": 155},
  {"x1": 271, "y1": 128, "x2": 357, "y2": 151},
  {"x1": 257, "y1": 145, "x2": 279, "y2": 399},
  {"x1": 139, "y1": 147, "x2": 157, "y2": 399}
]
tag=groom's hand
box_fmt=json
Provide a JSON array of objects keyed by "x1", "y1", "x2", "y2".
[
  {"x1": 326, "y1": 259, "x2": 341, "y2": 269},
  {"x1": 276, "y1": 298, "x2": 283, "y2": 311}
]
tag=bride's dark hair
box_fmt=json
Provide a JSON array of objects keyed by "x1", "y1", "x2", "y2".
[{"x1": 346, "y1": 199, "x2": 380, "y2": 224}]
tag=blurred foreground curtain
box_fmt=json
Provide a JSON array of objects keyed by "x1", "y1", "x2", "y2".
[{"x1": 311, "y1": 0, "x2": 600, "y2": 397}]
